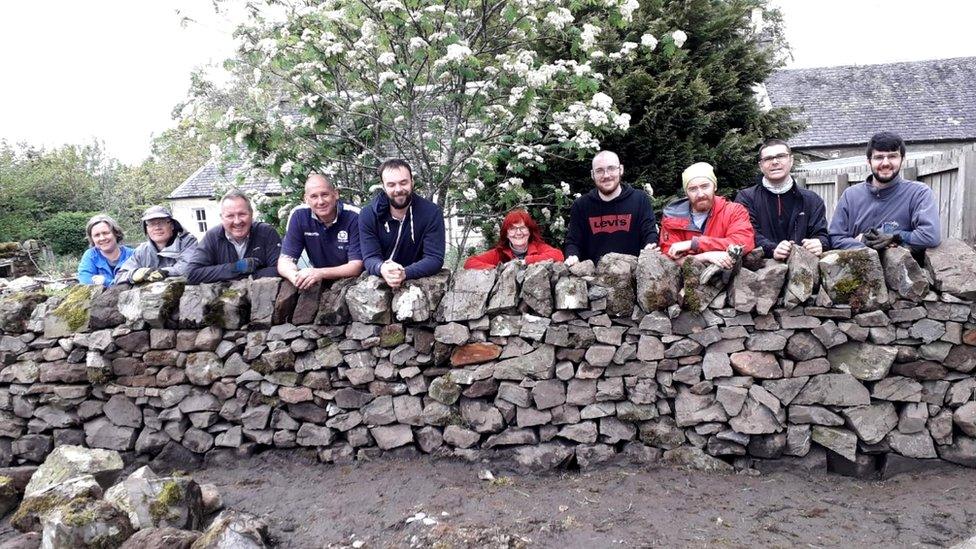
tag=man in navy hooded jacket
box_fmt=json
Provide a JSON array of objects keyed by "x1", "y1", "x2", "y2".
[
  {"x1": 359, "y1": 159, "x2": 446, "y2": 289},
  {"x1": 734, "y1": 139, "x2": 830, "y2": 260}
]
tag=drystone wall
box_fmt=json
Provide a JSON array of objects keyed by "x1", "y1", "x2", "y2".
[{"x1": 1, "y1": 240, "x2": 976, "y2": 476}]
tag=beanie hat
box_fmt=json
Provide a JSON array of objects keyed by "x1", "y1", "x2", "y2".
[{"x1": 681, "y1": 162, "x2": 718, "y2": 191}]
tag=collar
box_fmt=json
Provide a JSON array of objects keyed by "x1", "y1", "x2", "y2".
[
  {"x1": 865, "y1": 174, "x2": 905, "y2": 198},
  {"x1": 761, "y1": 176, "x2": 794, "y2": 195},
  {"x1": 312, "y1": 202, "x2": 342, "y2": 228},
  {"x1": 224, "y1": 229, "x2": 250, "y2": 246}
]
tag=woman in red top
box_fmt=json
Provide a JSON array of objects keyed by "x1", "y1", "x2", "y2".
[{"x1": 463, "y1": 209, "x2": 564, "y2": 269}]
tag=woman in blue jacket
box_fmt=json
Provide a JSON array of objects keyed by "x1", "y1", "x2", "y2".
[{"x1": 77, "y1": 214, "x2": 134, "y2": 286}]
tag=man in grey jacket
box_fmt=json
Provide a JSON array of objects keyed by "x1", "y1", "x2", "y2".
[
  {"x1": 116, "y1": 205, "x2": 198, "y2": 284},
  {"x1": 829, "y1": 131, "x2": 941, "y2": 251}
]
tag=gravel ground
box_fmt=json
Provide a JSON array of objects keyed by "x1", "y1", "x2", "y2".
[{"x1": 183, "y1": 450, "x2": 976, "y2": 548}]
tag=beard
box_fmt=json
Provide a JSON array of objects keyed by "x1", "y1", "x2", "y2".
[
  {"x1": 389, "y1": 193, "x2": 412, "y2": 209},
  {"x1": 871, "y1": 168, "x2": 899, "y2": 184}
]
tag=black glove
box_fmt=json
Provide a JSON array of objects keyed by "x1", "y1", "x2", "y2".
[
  {"x1": 863, "y1": 229, "x2": 901, "y2": 250},
  {"x1": 233, "y1": 257, "x2": 259, "y2": 274}
]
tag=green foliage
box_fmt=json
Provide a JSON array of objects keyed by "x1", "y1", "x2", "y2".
[
  {"x1": 38, "y1": 211, "x2": 98, "y2": 256},
  {"x1": 523, "y1": 0, "x2": 805, "y2": 211}
]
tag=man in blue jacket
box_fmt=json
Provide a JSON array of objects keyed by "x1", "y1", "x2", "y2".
[
  {"x1": 564, "y1": 150, "x2": 659, "y2": 266},
  {"x1": 735, "y1": 139, "x2": 830, "y2": 260},
  {"x1": 829, "y1": 131, "x2": 941, "y2": 251},
  {"x1": 359, "y1": 159, "x2": 445, "y2": 289},
  {"x1": 277, "y1": 174, "x2": 363, "y2": 289},
  {"x1": 186, "y1": 189, "x2": 282, "y2": 284}
]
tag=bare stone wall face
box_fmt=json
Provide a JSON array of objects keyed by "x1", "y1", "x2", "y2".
[{"x1": 1, "y1": 241, "x2": 975, "y2": 473}]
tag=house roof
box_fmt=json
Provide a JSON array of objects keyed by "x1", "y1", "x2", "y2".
[
  {"x1": 168, "y1": 157, "x2": 283, "y2": 200},
  {"x1": 765, "y1": 56, "x2": 976, "y2": 149}
]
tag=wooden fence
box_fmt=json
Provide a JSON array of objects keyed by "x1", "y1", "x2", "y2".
[{"x1": 795, "y1": 144, "x2": 976, "y2": 243}]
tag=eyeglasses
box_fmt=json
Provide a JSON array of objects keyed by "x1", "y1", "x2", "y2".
[
  {"x1": 870, "y1": 152, "x2": 901, "y2": 163},
  {"x1": 760, "y1": 153, "x2": 791, "y2": 164},
  {"x1": 507, "y1": 225, "x2": 529, "y2": 234},
  {"x1": 592, "y1": 165, "x2": 621, "y2": 177}
]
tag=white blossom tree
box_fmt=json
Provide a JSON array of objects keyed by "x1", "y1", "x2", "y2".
[{"x1": 182, "y1": 0, "x2": 680, "y2": 242}]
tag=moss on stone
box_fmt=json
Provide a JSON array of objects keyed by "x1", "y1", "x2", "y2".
[
  {"x1": 60, "y1": 497, "x2": 98, "y2": 527},
  {"x1": 250, "y1": 359, "x2": 276, "y2": 375},
  {"x1": 680, "y1": 260, "x2": 702, "y2": 312},
  {"x1": 87, "y1": 367, "x2": 109, "y2": 385},
  {"x1": 830, "y1": 251, "x2": 882, "y2": 312},
  {"x1": 51, "y1": 285, "x2": 93, "y2": 332},
  {"x1": 160, "y1": 280, "x2": 186, "y2": 321},
  {"x1": 220, "y1": 288, "x2": 241, "y2": 300},
  {"x1": 11, "y1": 493, "x2": 62, "y2": 531},
  {"x1": 148, "y1": 480, "x2": 183, "y2": 525}
]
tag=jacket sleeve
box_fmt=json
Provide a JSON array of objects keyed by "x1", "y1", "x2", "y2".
[
  {"x1": 828, "y1": 190, "x2": 864, "y2": 250},
  {"x1": 734, "y1": 189, "x2": 778, "y2": 258},
  {"x1": 164, "y1": 235, "x2": 199, "y2": 278},
  {"x1": 658, "y1": 220, "x2": 676, "y2": 256},
  {"x1": 900, "y1": 186, "x2": 942, "y2": 248},
  {"x1": 186, "y1": 232, "x2": 239, "y2": 284},
  {"x1": 563, "y1": 200, "x2": 584, "y2": 259},
  {"x1": 463, "y1": 249, "x2": 501, "y2": 270},
  {"x1": 404, "y1": 207, "x2": 446, "y2": 280},
  {"x1": 639, "y1": 194, "x2": 659, "y2": 248},
  {"x1": 693, "y1": 203, "x2": 756, "y2": 254},
  {"x1": 252, "y1": 224, "x2": 282, "y2": 279},
  {"x1": 806, "y1": 195, "x2": 831, "y2": 251},
  {"x1": 526, "y1": 242, "x2": 565, "y2": 265},
  {"x1": 114, "y1": 251, "x2": 140, "y2": 284},
  {"x1": 77, "y1": 248, "x2": 96, "y2": 284},
  {"x1": 359, "y1": 208, "x2": 384, "y2": 277}
]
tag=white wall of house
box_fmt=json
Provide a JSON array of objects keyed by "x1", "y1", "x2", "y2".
[{"x1": 170, "y1": 197, "x2": 221, "y2": 240}]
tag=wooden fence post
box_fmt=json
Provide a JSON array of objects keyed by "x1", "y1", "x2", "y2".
[
  {"x1": 959, "y1": 150, "x2": 976, "y2": 244},
  {"x1": 795, "y1": 176, "x2": 807, "y2": 189},
  {"x1": 903, "y1": 166, "x2": 919, "y2": 181},
  {"x1": 835, "y1": 173, "x2": 849, "y2": 204}
]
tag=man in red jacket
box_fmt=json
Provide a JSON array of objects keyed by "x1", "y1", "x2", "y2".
[{"x1": 659, "y1": 162, "x2": 755, "y2": 269}]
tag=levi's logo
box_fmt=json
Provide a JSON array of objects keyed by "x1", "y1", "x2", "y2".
[{"x1": 589, "y1": 214, "x2": 632, "y2": 234}]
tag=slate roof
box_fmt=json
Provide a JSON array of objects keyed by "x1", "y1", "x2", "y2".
[
  {"x1": 765, "y1": 56, "x2": 976, "y2": 149},
  {"x1": 168, "y1": 157, "x2": 283, "y2": 200}
]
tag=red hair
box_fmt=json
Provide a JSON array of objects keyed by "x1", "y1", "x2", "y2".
[{"x1": 494, "y1": 209, "x2": 544, "y2": 252}]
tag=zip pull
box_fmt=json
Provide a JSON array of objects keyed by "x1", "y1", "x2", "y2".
[{"x1": 384, "y1": 221, "x2": 389, "y2": 233}]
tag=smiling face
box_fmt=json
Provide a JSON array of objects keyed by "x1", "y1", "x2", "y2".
[
  {"x1": 305, "y1": 175, "x2": 338, "y2": 222},
  {"x1": 146, "y1": 218, "x2": 174, "y2": 248},
  {"x1": 868, "y1": 149, "x2": 903, "y2": 184},
  {"x1": 759, "y1": 143, "x2": 794, "y2": 184},
  {"x1": 685, "y1": 177, "x2": 716, "y2": 213},
  {"x1": 89, "y1": 222, "x2": 119, "y2": 255},
  {"x1": 591, "y1": 151, "x2": 623, "y2": 197},
  {"x1": 221, "y1": 197, "x2": 253, "y2": 241},
  {"x1": 381, "y1": 166, "x2": 414, "y2": 210},
  {"x1": 507, "y1": 222, "x2": 530, "y2": 250}
]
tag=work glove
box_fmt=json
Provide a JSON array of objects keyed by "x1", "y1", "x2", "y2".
[
  {"x1": 131, "y1": 267, "x2": 152, "y2": 283},
  {"x1": 145, "y1": 269, "x2": 167, "y2": 283},
  {"x1": 863, "y1": 229, "x2": 902, "y2": 250},
  {"x1": 233, "y1": 257, "x2": 259, "y2": 274}
]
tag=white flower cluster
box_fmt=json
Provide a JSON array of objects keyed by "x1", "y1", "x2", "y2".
[
  {"x1": 580, "y1": 24, "x2": 602, "y2": 52},
  {"x1": 433, "y1": 42, "x2": 473, "y2": 68},
  {"x1": 462, "y1": 187, "x2": 477, "y2": 201},
  {"x1": 544, "y1": 7, "x2": 574, "y2": 29},
  {"x1": 640, "y1": 33, "x2": 658, "y2": 50},
  {"x1": 375, "y1": 0, "x2": 403, "y2": 13},
  {"x1": 377, "y1": 52, "x2": 396, "y2": 65},
  {"x1": 672, "y1": 30, "x2": 688, "y2": 48}
]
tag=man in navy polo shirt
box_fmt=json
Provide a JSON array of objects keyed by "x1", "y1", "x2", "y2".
[{"x1": 277, "y1": 174, "x2": 363, "y2": 289}]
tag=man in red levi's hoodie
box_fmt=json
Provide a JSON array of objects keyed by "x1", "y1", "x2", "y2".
[{"x1": 659, "y1": 162, "x2": 755, "y2": 269}]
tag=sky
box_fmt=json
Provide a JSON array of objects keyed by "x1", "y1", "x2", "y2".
[{"x1": 2, "y1": 0, "x2": 976, "y2": 165}]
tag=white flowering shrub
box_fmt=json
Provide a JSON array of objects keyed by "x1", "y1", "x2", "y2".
[{"x1": 182, "y1": 0, "x2": 677, "y2": 243}]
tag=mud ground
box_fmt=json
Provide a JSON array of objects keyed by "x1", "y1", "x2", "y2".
[
  {"x1": 183, "y1": 450, "x2": 976, "y2": 548},
  {"x1": 2, "y1": 449, "x2": 973, "y2": 548}
]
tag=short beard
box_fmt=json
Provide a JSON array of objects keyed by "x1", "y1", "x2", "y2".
[
  {"x1": 390, "y1": 193, "x2": 412, "y2": 209},
  {"x1": 871, "y1": 169, "x2": 899, "y2": 184}
]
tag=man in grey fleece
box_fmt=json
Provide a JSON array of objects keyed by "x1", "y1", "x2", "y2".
[{"x1": 829, "y1": 131, "x2": 941, "y2": 251}]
